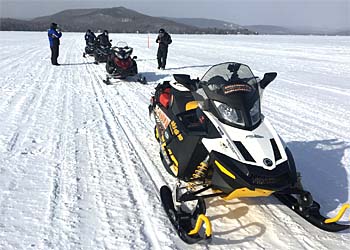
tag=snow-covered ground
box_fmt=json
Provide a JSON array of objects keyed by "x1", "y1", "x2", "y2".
[{"x1": 0, "y1": 31, "x2": 349, "y2": 249}]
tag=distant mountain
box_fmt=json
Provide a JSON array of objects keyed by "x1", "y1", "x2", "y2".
[
  {"x1": 244, "y1": 25, "x2": 350, "y2": 36},
  {"x1": 164, "y1": 17, "x2": 239, "y2": 30},
  {"x1": 0, "y1": 6, "x2": 254, "y2": 34},
  {"x1": 163, "y1": 17, "x2": 254, "y2": 34},
  {"x1": 29, "y1": 7, "x2": 197, "y2": 33},
  {"x1": 0, "y1": 18, "x2": 34, "y2": 31},
  {"x1": 332, "y1": 30, "x2": 350, "y2": 36},
  {"x1": 243, "y1": 25, "x2": 293, "y2": 35}
]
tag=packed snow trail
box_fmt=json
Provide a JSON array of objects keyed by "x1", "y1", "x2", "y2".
[{"x1": 0, "y1": 32, "x2": 349, "y2": 250}]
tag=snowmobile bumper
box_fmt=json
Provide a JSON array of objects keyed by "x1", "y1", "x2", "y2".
[
  {"x1": 160, "y1": 185, "x2": 212, "y2": 244},
  {"x1": 209, "y1": 151, "x2": 294, "y2": 194}
]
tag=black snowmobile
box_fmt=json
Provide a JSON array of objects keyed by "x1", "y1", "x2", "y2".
[
  {"x1": 83, "y1": 41, "x2": 96, "y2": 58},
  {"x1": 103, "y1": 41, "x2": 146, "y2": 85},
  {"x1": 148, "y1": 62, "x2": 350, "y2": 244},
  {"x1": 94, "y1": 43, "x2": 112, "y2": 64}
]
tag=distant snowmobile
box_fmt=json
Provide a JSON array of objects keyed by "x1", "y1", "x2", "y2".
[
  {"x1": 103, "y1": 41, "x2": 146, "y2": 85},
  {"x1": 148, "y1": 62, "x2": 350, "y2": 244},
  {"x1": 94, "y1": 43, "x2": 111, "y2": 64},
  {"x1": 83, "y1": 41, "x2": 96, "y2": 58}
]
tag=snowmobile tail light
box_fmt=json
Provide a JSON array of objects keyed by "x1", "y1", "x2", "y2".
[
  {"x1": 214, "y1": 101, "x2": 244, "y2": 126},
  {"x1": 215, "y1": 160, "x2": 236, "y2": 179},
  {"x1": 324, "y1": 203, "x2": 350, "y2": 224}
]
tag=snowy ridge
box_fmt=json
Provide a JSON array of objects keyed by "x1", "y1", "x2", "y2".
[{"x1": 0, "y1": 32, "x2": 349, "y2": 249}]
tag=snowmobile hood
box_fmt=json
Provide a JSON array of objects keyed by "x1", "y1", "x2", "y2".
[{"x1": 202, "y1": 112, "x2": 288, "y2": 171}]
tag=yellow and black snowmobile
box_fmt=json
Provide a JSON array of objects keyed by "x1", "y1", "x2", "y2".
[{"x1": 148, "y1": 62, "x2": 350, "y2": 244}]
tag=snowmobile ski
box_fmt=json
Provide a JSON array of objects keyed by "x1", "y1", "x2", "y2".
[
  {"x1": 274, "y1": 193, "x2": 350, "y2": 232},
  {"x1": 103, "y1": 76, "x2": 112, "y2": 85},
  {"x1": 160, "y1": 185, "x2": 212, "y2": 244},
  {"x1": 137, "y1": 75, "x2": 147, "y2": 84}
]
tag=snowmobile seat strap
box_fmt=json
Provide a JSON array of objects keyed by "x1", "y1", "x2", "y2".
[
  {"x1": 324, "y1": 203, "x2": 350, "y2": 224},
  {"x1": 188, "y1": 214, "x2": 212, "y2": 237}
]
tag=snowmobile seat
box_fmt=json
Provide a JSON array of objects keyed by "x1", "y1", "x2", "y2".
[{"x1": 170, "y1": 88, "x2": 196, "y2": 115}]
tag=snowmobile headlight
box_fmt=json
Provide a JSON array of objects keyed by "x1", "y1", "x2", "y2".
[
  {"x1": 116, "y1": 53, "x2": 124, "y2": 59},
  {"x1": 214, "y1": 101, "x2": 244, "y2": 126},
  {"x1": 250, "y1": 99, "x2": 261, "y2": 125}
]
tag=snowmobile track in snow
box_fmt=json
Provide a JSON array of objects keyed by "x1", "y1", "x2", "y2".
[{"x1": 82, "y1": 62, "x2": 181, "y2": 249}]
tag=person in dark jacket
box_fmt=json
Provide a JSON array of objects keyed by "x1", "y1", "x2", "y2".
[
  {"x1": 94, "y1": 30, "x2": 112, "y2": 64},
  {"x1": 85, "y1": 29, "x2": 96, "y2": 45},
  {"x1": 156, "y1": 28, "x2": 172, "y2": 70},
  {"x1": 96, "y1": 30, "x2": 111, "y2": 47},
  {"x1": 47, "y1": 23, "x2": 62, "y2": 66}
]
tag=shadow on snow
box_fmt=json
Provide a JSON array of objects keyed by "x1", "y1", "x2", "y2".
[
  {"x1": 287, "y1": 139, "x2": 349, "y2": 214},
  {"x1": 60, "y1": 62, "x2": 96, "y2": 66}
]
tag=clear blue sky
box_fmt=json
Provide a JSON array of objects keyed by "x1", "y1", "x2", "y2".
[{"x1": 1, "y1": 0, "x2": 349, "y2": 31}]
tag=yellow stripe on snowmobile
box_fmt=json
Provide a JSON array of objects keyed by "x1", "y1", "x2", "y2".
[
  {"x1": 324, "y1": 203, "x2": 350, "y2": 224},
  {"x1": 185, "y1": 101, "x2": 198, "y2": 111},
  {"x1": 161, "y1": 135, "x2": 166, "y2": 142},
  {"x1": 155, "y1": 127, "x2": 159, "y2": 139},
  {"x1": 188, "y1": 214, "x2": 212, "y2": 237},
  {"x1": 224, "y1": 187, "x2": 273, "y2": 201},
  {"x1": 167, "y1": 149, "x2": 179, "y2": 176},
  {"x1": 167, "y1": 149, "x2": 178, "y2": 167},
  {"x1": 214, "y1": 160, "x2": 236, "y2": 179}
]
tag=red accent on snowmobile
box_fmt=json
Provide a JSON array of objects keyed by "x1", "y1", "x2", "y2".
[
  {"x1": 159, "y1": 88, "x2": 171, "y2": 108},
  {"x1": 115, "y1": 57, "x2": 132, "y2": 70}
]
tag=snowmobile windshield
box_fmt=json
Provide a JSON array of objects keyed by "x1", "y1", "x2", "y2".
[
  {"x1": 112, "y1": 41, "x2": 133, "y2": 60},
  {"x1": 201, "y1": 62, "x2": 258, "y2": 87},
  {"x1": 200, "y1": 62, "x2": 261, "y2": 129},
  {"x1": 116, "y1": 41, "x2": 128, "y2": 48}
]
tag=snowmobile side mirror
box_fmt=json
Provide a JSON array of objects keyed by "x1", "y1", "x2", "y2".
[
  {"x1": 259, "y1": 72, "x2": 277, "y2": 89},
  {"x1": 174, "y1": 74, "x2": 191, "y2": 83},
  {"x1": 133, "y1": 56, "x2": 137, "y2": 59}
]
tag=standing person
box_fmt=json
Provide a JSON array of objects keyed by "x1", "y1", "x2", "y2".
[
  {"x1": 47, "y1": 23, "x2": 62, "y2": 66},
  {"x1": 85, "y1": 29, "x2": 96, "y2": 45},
  {"x1": 156, "y1": 28, "x2": 172, "y2": 70}
]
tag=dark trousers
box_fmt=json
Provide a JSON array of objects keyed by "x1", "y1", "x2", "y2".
[
  {"x1": 157, "y1": 47, "x2": 168, "y2": 68},
  {"x1": 50, "y1": 45, "x2": 59, "y2": 65}
]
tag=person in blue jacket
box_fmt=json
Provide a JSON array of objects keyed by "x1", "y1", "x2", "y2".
[{"x1": 48, "y1": 23, "x2": 62, "y2": 65}]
